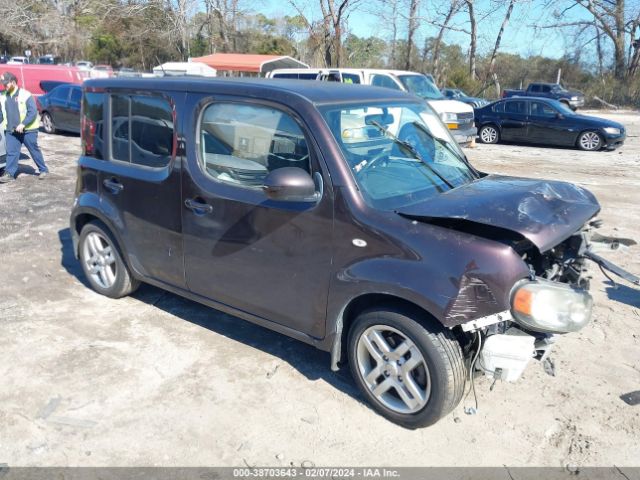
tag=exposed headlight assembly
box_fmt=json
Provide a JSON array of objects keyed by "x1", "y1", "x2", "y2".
[
  {"x1": 603, "y1": 127, "x2": 621, "y2": 135},
  {"x1": 571, "y1": 96, "x2": 579, "y2": 101},
  {"x1": 511, "y1": 279, "x2": 592, "y2": 333}
]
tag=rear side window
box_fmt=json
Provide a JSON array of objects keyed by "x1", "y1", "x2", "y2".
[
  {"x1": 530, "y1": 85, "x2": 540, "y2": 92},
  {"x1": 81, "y1": 91, "x2": 105, "y2": 159},
  {"x1": 505, "y1": 100, "x2": 526, "y2": 114},
  {"x1": 109, "y1": 94, "x2": 174, "y2": 168},
  {"x1": 272, "y1": 73, "x2": 297, "y2": 79},
  {"x1": 199, "y1": 103, "x2": 310, "y2": 188}
]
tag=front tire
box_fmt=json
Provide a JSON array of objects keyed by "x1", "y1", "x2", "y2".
[
  {"x1": 478, "y1": 124, "x2": 500, "y2": 144},
  {"x1": 41, "y1": 112, "x2": 56, "y2": 134},
  {"x1": 347, "y1": 308, "x2": 466, "y2": 429},
  {"x1": 577, "y1": 131, "x2": 602, "y2": 151},
  {"x1": 79, "y1": 221, "x2": 139, "y2": 298}
]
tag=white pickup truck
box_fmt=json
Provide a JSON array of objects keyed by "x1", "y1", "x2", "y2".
[{"x1": 267, "y1": 68, "x2": 477, "y2": 145}]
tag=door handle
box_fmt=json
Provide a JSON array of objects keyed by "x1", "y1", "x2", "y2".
[
  {"x1": 184, "y1": 198, "x2": 213, "y2": 215},
  {"x1": 103, "y1": 178, "x2": 123, "y2": 194}
]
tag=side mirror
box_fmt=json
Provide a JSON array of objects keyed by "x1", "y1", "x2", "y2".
[
  {"x1": 556, "y1": 113, "x2": 565, "y2": 120},
  {"x1": 262, "y1": 167, "x2": 318, "y2": 202}
]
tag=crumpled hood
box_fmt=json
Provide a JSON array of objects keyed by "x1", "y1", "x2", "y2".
[{"x1": 397, "y1": 175, "x2": 600, "y2": 252}]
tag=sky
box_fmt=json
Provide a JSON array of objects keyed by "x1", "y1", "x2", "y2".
[{"x1": 261, "y1": 0, "x2": 595, "y2": 60}]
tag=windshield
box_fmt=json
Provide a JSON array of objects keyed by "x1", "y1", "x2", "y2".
[
  {"x1": 551, "y1": 84, "x2": 568, "y2": 92},
  {"x1": 397, "y1": 75, "x2": 445, "y2": 100},
  {"x1": 321, "y1": 101, "x2": 479, "y2": 210}
]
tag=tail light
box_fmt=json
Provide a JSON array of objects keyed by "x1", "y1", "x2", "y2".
[{"x1": 81, "y1": 114, "x2": 96, "y2": 156}]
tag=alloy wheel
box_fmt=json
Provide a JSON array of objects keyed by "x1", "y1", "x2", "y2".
[
  {"x1": 480, "y1": 126, "x2": 498, "y2": 143},
  {"x1": 580, "y1": 132, "x2": 601, "y2": 151},
  {"x1": 82, "y1": 231, "x2": 117, "y2": 289},
  {"x1": 356, "y1": 325, "x2": 431, "y2": 414},
  {"x1": 42, "y1": 113, "x2": 55, "y2": 134}
]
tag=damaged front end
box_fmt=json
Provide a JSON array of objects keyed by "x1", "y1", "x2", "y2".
[
  {"x1": 398, "y1": 176, "x2": 638, "y2": 384},
  {"x1": 464, "y1": 219, "x2": 637, "y2": 383}
]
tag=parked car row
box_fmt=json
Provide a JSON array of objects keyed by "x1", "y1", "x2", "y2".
[{"x1": 0, "y1": 63, "x2": 625, "y2": 155}]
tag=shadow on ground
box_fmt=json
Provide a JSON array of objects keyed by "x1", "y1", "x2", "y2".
[
  {"x1": 604, "y1": 280, "x2": 640, "y2": 308},
  {"x1": 57, "y1": 227, "x2": 362, "y2": 404}
]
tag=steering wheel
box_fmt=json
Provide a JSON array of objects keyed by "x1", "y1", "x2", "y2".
[
  {"x1": 358, "y1": 149, "x2": 389, "y2": 174},
  {"x1": 394, "y1": 123, "x2": 436, "y2": 160}
]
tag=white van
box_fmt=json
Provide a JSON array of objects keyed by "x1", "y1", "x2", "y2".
[
  {"x1": 267, "y1": 68, "x2": 476, "y2": 145},
  {"x1": 8, "y1": 56, "x2": 29, "y2": 65}
]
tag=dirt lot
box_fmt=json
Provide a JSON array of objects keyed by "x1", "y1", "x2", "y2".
[{"x1": 0, "y1": 112, "x2": 639, "y2": 468}]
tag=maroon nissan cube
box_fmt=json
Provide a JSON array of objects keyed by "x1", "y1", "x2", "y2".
[{"x1": 71, "y1": 77, "x2": 599, "y2": 428}]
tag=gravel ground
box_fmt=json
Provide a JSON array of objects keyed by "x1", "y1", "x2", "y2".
[{"x1": 0, "y1": 112, "x2": 638, "y2": 467}]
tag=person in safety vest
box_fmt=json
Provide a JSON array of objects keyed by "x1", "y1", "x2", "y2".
[{"x1": 0, "y1": 71, "x2": 49, "y2": 183}]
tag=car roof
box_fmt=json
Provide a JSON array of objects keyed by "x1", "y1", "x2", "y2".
[
  {"x1": 84, "y1": 77, "x2": 416, "y2": 105},
  {"x1": 501, "y1": 96, "x2": 556, "y2": 102}
]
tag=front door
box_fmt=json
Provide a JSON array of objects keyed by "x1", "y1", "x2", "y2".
[
  {"x1": 97, "y1": 90, "x2": 185, "y2": 288},
  {"x1": 181, "y1": 95, "x2": 333, "y2": 338},
  {"x1": 528, "y1": 100, "x2": 566, "y2": 145}
]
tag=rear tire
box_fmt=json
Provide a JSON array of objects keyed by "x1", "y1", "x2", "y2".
[
  {"x1": 478, "y1": 124, "x2": 500, "y2": 144},
  {"x1": 577, "y1": 130, "x2": 602, "y2": 151},
  {"x1": 347, "y1": 307, "x2": 466, "y2": 429},
  {"x1": 41, "y1": 112, "x2": 56, "y2": 134},
  {"x1": 78, "y1": 221, "x2": 139, "y2": 298}
]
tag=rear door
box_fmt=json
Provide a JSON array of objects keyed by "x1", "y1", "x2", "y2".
[
  {"x1": 500, "y1": 99, "x2": 529, "y2": 141},
  {"x1": 181, "y1": 94, "x2": 334, "y2": 338},
  {"x1": 97, "y1": 89, "x2": 185, "y2": 288}
]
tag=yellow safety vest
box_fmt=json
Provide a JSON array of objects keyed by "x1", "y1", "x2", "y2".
[{"x1": 0, "y1": 88, "x2": 40, "y2": 131}]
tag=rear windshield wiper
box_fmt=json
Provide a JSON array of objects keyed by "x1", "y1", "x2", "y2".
[{"x1": 369, "y1": 120, "x2": 455, "y2": 189}]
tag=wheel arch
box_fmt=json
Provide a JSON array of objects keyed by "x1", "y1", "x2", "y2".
[
  {"x1": 479, "y1": 122, "x2": 501, "y2": 141},
  {"x1": 575, "y1": 128, "x2": 603, "y2": 150},
  {"x1": 71, "y1": 208, "x2": 126, "y2": 262},
  {"x1": 330, "y1": 293, "x2": 446, "y2": 371}
]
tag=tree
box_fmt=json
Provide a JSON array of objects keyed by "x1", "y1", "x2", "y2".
[
  {"x1": 485, "y1": 0, "x2": 516, "y2": 96},
  {"x1": 465, "y1": 0, "x2": 477, "y2": 79},
  {"x1": 289, "y1": 0, "x2": 361, "y2": 67},
  {"x1": 404, "y1": 0, "x2": 420, "y2": 70}
]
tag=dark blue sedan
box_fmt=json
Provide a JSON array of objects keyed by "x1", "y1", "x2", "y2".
[
  {"x1": 475, "y1": 97, "x2": 625, "y2": 151},
  {"x1": 37, "y1": 83, "x2": 82, "y2": 135}
]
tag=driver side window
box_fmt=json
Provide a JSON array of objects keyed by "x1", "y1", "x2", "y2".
[
  {"x1": 199, "y1": 103, "x2": 311, "y2": 188},
  {"x1": 371, "y1": 75, "x2": 401, "y2": 90}
]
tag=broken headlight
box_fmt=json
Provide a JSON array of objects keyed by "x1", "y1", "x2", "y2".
[{"x1": 511, "y1": 279, "x2": 592, "y2": 333}]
